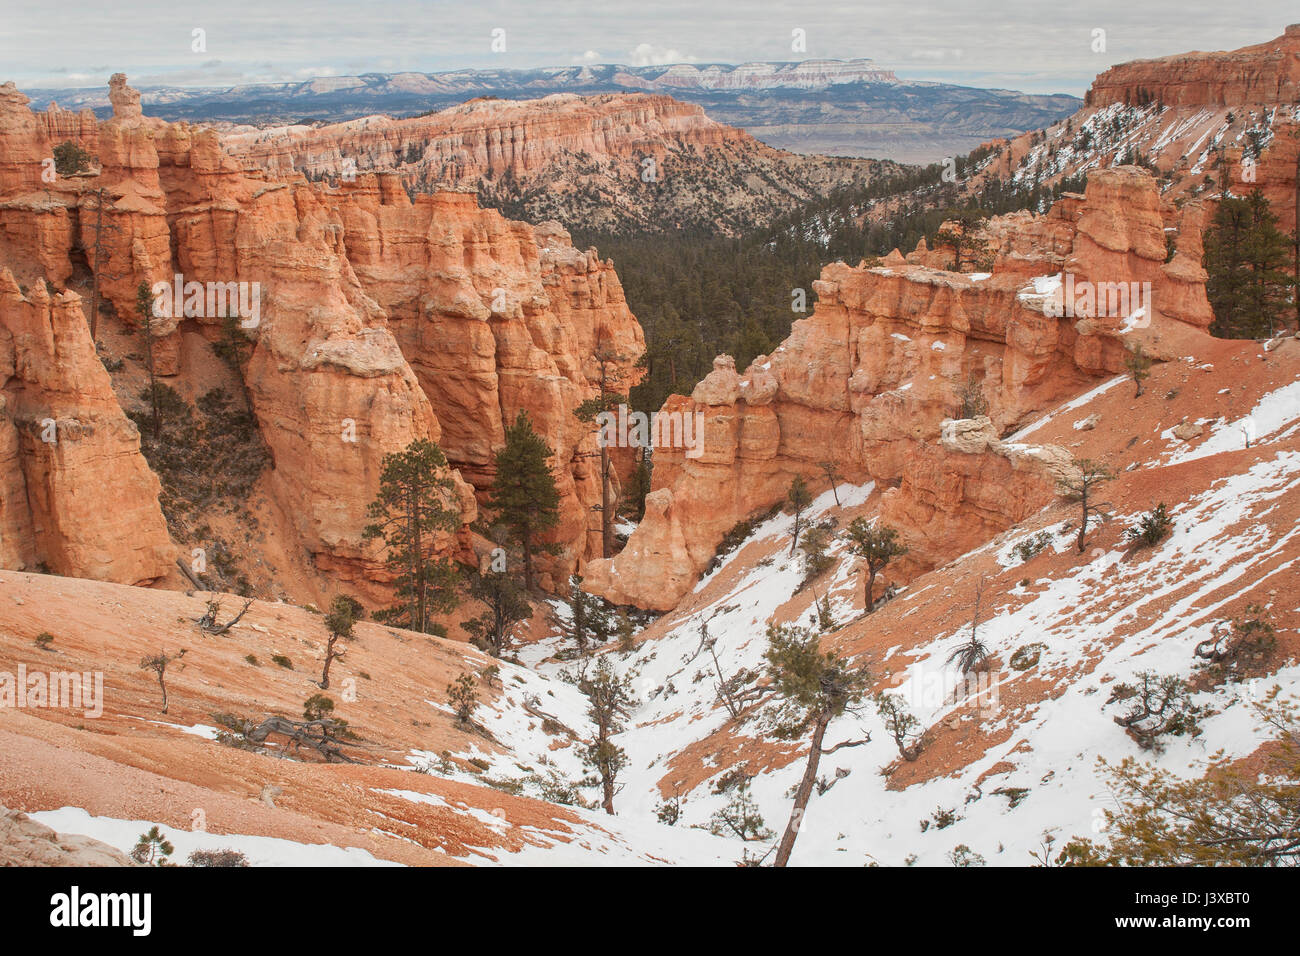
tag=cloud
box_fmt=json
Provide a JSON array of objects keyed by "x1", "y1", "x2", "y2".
[
  {"x1": 572, "y1": 50, "x2": 602, "y2": 64},
  {"x1": 910, "y1": 48, "x2": 965, "y2": 62},
  {"x1": 627, "y1": 43, "x2": 695, "y2": 67}
]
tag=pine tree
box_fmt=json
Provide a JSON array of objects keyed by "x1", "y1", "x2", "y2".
[
  {"x1": 1058, "y1": 458, "x2": 1114, "y2": 553},
  {"x1": 488, "y1": 412, "x2": 561, "y2": 591},
  {"x1": 461, "y1": 568, "x2": 531, "y2": 657},
  {"x1": 579, "y1": 656, "x2": 634, "y2": 814},
  {"x1": 362, "y1": 439, "x2": 462, "y2": 633},
  {"x1": 1124, "y1": 342, "x2": 1153, "y2": 397},
  {"x1": 136, "y1": 281, "x2": 162, "y2": 439},
  {"x1": 320, "y1": 595, "x2": 364, "y2": 689},
  {"x1": 561, "y1": 574, "x2": 613, "y2": 653},
  {"x1": 786, "y1": 474, "x2": 813, "y2": 557},
  {"x1": 844, "y1": 518, "x2": 907, "y2": 613},
  {"x1": 764, "y1": 623, "x2": 872, "y2": 866},
  {"x1": 1204, "y1": 190, "x2": 1295, "y2": 338},
  {"x1": 575, "y1": 343, "x2": 631, "y2": 558}
]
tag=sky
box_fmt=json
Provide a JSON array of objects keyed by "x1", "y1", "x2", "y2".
[{"x1": 0, "y1": 0, "x2": 1294, "y2": 96}]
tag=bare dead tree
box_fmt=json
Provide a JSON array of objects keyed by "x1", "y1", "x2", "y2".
[
  {"x1": 196, "y1": 596, "x2": 254, "y2": 635},
  {"x1": 82, "y1": 186, "x2": 127, "y2": 342},
  {"x1": 140, "y1": 649, "x2": 185, "y2": 714},
  {"x1": 244, "y1": 715, "x2": 359, "y2": 763}
]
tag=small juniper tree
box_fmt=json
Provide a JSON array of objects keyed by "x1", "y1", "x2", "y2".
[
  {"x1": 447, "y1": 672, "x2": 479, "y2": 728},
  {"x1": 52, "y1": 140, "x2": 91, "y2": 176},
  {"x1": 1193, "y1": 603, "x2": 1276, "y2": 676},
  {"x1": 798, "y1": 524, "x2": 834, "y2": 586},
  {"x1": 579, "y1": 656, "x2": 635, "y2": 815},
  {"x1": 1107, "y1": 671, "x2": 1202, "y2": 751},
  {"x1": 1124, "y1": 342, "x2": 1153, "y2": 397},
  {"x1": 875, "y1": 692, "x2": 924, "y2": 762},
  {"x1": 710, "y1": 777, "x2": 774, "y2": 842},
  {"x1": 844, "y1": 518, "x2": 907, "y2": 613},
  {"x1": 462, "y1": 567, "x2": 531, "y2": 657},
  {"x1": 1126, "y1": 503, "x2": 1174, "y2": 549},
  {"x1": 816, "y1": 460, "x2": 843, "y2": 506},
  {"x1": 320, "y1": 595, "x2": 363, "y2": 690},
  {"x1": 488, "y1": 412, "x2": 561, "y2": 591},
  {"x1": 786, "y1": 474, "x2": 813, "y2": 557},
  {"x1": 303, "y1": 693, "x2": 335, "y2": 721},
  {"x1": 763, "y1": 623, "x2": 872, "y2": 867},
  {"x1": 1058, "y1": 458, "x2": 1114, "y2": 553},
  {"x1": 362, "y1": 438, "x2": 462, "y2": 634}
]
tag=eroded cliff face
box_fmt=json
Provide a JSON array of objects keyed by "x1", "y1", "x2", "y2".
[
  {"x1": 583, "y1": 166, "x2": 1220, "y2": 610},
  {"x1": 1086, "y1": 25, "x2": 1300, "y2": 108},
  {"x1": 0, "y1": 270, "x2": 172, "y2": 584},
  {"x1": 0, "y1": 75, "x2": 644, "y2": 597},
  {"x1": 220, "y1": 92, "x2": 885, "y2": 234}
]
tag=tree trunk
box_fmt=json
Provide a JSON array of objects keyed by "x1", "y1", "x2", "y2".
[
  {"x1": 864, "y1": 566, "x2": 877, "y2": 614},
  {"x1": 522, "y1": 527, "x2": 533, "y2": 591},
  {"x1": 602, "y1": 766, "x2": 616, "y2": 815},
  {"x1": 320, "y1": 637, "x2": 335, "y2": 689},
  {"x1": 90, "y1": 190, "x2": 104, "y2": 341},
  {"x1": 1077, "y1": 492, "x2": 1089, "y2": 553},
  {"x1": 773, "y1": 715, "x2": 828, "y2": 867},
  {"x1": 601, "y1": 445, "x2": 613, "y2": 559}
]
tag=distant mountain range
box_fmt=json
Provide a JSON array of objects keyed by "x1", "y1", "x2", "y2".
[{"x1": 24, "y1": 60, "x2": 1081, "y2": 164}]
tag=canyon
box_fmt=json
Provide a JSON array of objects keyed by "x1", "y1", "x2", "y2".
[
  {"x1": 218, "y1": 92, "x2": 891, "y2": 234},
  {"x1": 0, "y1": 23, "x2": 1298, "y2": 872},
  {"x1": 1, "y1": 74, "x2": 643, "y2": 604}
]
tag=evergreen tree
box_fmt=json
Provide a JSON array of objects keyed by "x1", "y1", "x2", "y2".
[
  {"x1": 136, "y1": 281, "x2": 162, "y2": 438},
  {"x1": 579, "y1": 656, "x2": 635, "y2": 814},
  {"x1": 362, "y1": 439, "x2": 462, "y2": 633},
  {"x1": 488, "y1": 412, "x2": 561, "y2": 591},
  {"x1": 1058, "y1": 458, "x2": 1114, "y2": 553},
  {"x1": 462, "y1": 568, "x2": 531, "y2": 657},
  {"x1": 763, "y1": 623, "x2": 872, "y2": 866},
  {"x1": 786, "y1": 474, "x2": 813, "y2": 557},
  {"x1": 844, "y1": 519, "x2": 907, "y2": 613},
  {"x1": 561, "y1": 574, "x2": 613, "y2": 653},
  {"x1": 1204, "y1": 190, "x2": 1295, "y2": 338},
  {"x1": 575, "y1": 343, "x2": 631, "y2": 558},
  {"x1": 1124, "y1": 342, "x2": 1153, "y2": 397},
  {"x1": 320, "y1": 595, "x2": 363, "y2": 690}
]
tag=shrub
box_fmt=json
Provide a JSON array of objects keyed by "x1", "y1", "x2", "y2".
[
  {"x1": 130, "y1": 826, "x2": 174, "y2": 866},
  {"x1": 1108, "y1": 671, "x2": 1203, "y2": 750},
  {"x1": 1012, "y1": 530, "x2": 1053, "y2": 563},
  {"x1": 303, "y1": 693, "x2": 334, "y2": 721},
  {"x1": 271, "y1": 654, "x2": 293, "y2": 669},
  {"x1": 187, "y1": 848, "x2": 249, "y2": 867},
  {"x1": 1126, "y1": 503, "x2": 1174, "y2": 548},
  {"x1": 447, "y1": 672, "x2": 479, "y2": 727},
  {"x1": 33, "y1": 632, "x2": 54, "y2": 650}
]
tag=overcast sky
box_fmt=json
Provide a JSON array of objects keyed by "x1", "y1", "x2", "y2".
[{"x1": 1, "y1": 1, "x2": 1294, "y2": 95}]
